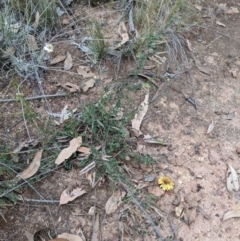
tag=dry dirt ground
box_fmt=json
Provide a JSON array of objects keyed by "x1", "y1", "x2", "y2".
[{"x1": 1, "y1": 1, "x2": 240, "y2": 241}]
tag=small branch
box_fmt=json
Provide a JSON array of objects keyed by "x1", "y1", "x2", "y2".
[
  {"x1": 0, "y1": 93, "x2": 67, "y2": 103},
  {"x1": 119, "y1": 179, "x2": 164, "y2": 240},
  {"x1": 18, "y1": 196, "x2": 59, "y2": 203},
  {"x1": 128, "y1": 7, "x2": 135, "y2": 34},
  {"x1": 117, "y1": 0, "x2": 133, "y2": 25}
]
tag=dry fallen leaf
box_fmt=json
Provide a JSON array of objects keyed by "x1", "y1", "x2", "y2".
[
  {"x1": 186, "y1": 206, "x2": 197, "y2": 225},
  {"x1": 192, "y1": 54, "x2": 210, "y2": 75},
  {"x1": 175, "y1": 205, "x2": 184, "y2": 218},
  {"x1": 172, "y1": 191, "x2": 181, "y2": 206},
  {"x1": 194, "y1": 4, "x2": 202, "y2": 10},
  {"x1": 76, "y1": 66, "x2": 95, "y2": 78},
  {"x1": 92, "y1": 212, "x2": 100, "y2": 241},
  {"x1": 137, "y1": 143, "x2": 147, "y2": 155},
  {"x1": 230, "y1": 68, "x2": 238, "y2": 78},
  {"x1": 105, "y1": 190, "x2": 126, "y2": 214},
  {"x1": 206, "y1": 120, "x2": 214, "y2": 134},
  {"x1": 76, "y1": 228, "x2": 86, "y2": 241},
  {"x1": 12, "y1": 141, "x2": 28, "y2": 163},
  {"x1": 58, "y1": 233, "x2": 83, "y2": 241},
  {"x1": 77, "y1": 146, "x2": 91, "y2": 156},
  {"x1": 117, "y1": 22, "x2": 129, "y2": 47},
  {"x1": 223, "y1": 210, "x2": 240, "y2": 221},
  {"x1": 2, "y1": 46, "x2": 16, "y2": 58},
  {"x1": 55, "y1": 136, "x2": 82, "y2": 165},
  {"x1": 81, "y1": 79, "x2": 95, "y2": 92},
  {"x1": 19, "y1": 149, "x2": 43, "y2": 180},
  {"x1": 62, "y1": 18, "x2": 71, "y2": 25},
  {"x1": 221, "y1": 112, "x2": 235, "y2": 121},
  {"x1": 33, "y1": 11, "x2": 40, "y2": 34},
  {"x1": 58, "y1": 82, "x2": 80, "y2": 93},
  {"x1": 226, "y1": 7, "x2": 239, "y2": 14},
  {"x1": 25, "y1": 231, "x2": 34, "y2": 241},
  {"x1": 227, "y1": 164, "x2": 239, "y2": 192},
  {"x1": 148, "y1": 186, "x2": 164, "y2": 198},
  {"x1": 131, "y1": 92, "x2": 149, "y2": 137},
  {"x1": 59, "y1": 187, "x2": 86, "y2": 205},
  {"x1": 216, "y1": 21, "x2": 226, "y2": 27},
  {"x1": 186, "y1": 39, "x2": 193, "y2": 52},
  {"x1": 50, "y1": 55, "x2": 66, "y2": 65},
  {"x1": 28, "y1": 35, "x2": 38, "y2": 51},
  {"x1": 144, "y1": 65, "x2": 156, "y2": 70},
  {"x1": 49, "y1": 239, "x2": 69, "y2": 241},
  {"x1": 64, "y1": 52, "x2": 73, "y2": 70},
  {"x1": 143, "y1": 134, "x2": 163, "y2": 144},
  {"x1": 197, "y1": 206, "x2": 211, "y2": 220}
]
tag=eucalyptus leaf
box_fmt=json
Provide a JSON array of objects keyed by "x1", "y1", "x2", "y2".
[
  {"x1": 227, "y1": 164, "x2": 239, "y2": 192},
  {"x1": 223, "y1": 210, "x2": 240, "y2": 221}
]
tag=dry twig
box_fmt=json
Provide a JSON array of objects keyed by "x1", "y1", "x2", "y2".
[{"x1": 0, "y1": 93, "x2": 67, "y2": 103}]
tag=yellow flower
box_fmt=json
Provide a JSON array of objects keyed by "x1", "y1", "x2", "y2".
[{"x1": 158, "y1": 176, "x2": 174, "y2": 191}]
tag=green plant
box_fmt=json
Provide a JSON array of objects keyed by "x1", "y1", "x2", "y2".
[
  {"x1": 9, "y1": 0, "x2": 59, "y2": 29},
  {"x1": 0, "y1": 0, "x2": 59, "y2": 80},
  {"x1": 133, "y1": 0, "x2": 190, "y2": 63},
  {"x1": 16, "y1": 94, "x2": 37, "y2": 122},
  {"x1": 90, "y1": 21, "x2": 109, "y2": 62}
]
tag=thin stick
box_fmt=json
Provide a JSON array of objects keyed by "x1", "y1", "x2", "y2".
[
  {"x1": 0, "y1": 93, "x2": 67, "y2": 103},
  {"x1": 17, "y1": 78, "x2": 31, "y2": 140},
  {"x1": 18, "y1": 196, "x2": 59, "y2": 203},
  {"x1": 129, "y1": 7, "x2": 135, "y2": 34},
  {"x1": 119, "y1": 180, "x2": 164, "y2": 240},
  {"x1": 0, "y1": 162, "x2": 46, "y2": 200},
  {"x1": 186, "y1": 24, "x2": 229, "y2": 38},
  {"x1": 117, "y1": 0, "x2": 133, "y2": 25}
]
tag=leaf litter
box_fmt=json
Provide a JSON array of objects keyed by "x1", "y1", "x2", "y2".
[
  {"x1": 64, "y1": 52, "x2": 73, "y2": 70},
  {"x1": 131, "y1": 91, "x2": 149, "y2": 137},
  {"x1": 57, "y1": 82, "x2": 80, "y2": 93},
  {"x1": 226, "y1": 164, "x2": 239, "y2": 192},
  {"x1": 17, "y1": 149, "x2": 43, "y2": 180},
  {"x1": 57, "y1": 233, "x2": 84, "y2": 241},
  {"x1": 4, "y1": 2, "x2": 240, "y2": 240},
  {"x1": 28, "y1": 35, "x2": 38, "y2": 51},
  {"x1": 81, "y1": 79, "x2": 96, "y2": 92},
  {"x1": 223, "y1": 210, "x2": 240, "y2": 221},
  {"x1": 91, "y1": 212, "x2": 100, "y2": 241},
  {"x1": 50, "y1": 55, "x2": 66, "y2": 65},
  {"x1": 206, "y1": 120, "x2": 214, "y2": 134},
  {"x1": 77, "y1": 66, "x2": 96, "y2": 78},
  {"x1": 33, "y1": 11, "x2": 40, "y2": 34},
  {"x1": 55, "y1": 136, "x2": 82, "y2": 165},
  {"x1": 116, "y1": 21, "x2": 129, "y2": 47},
  {"x1": 59, "y1": 187, "x2": 87, "y2": 205},
  {"x1": 105, "y1": 189, "x2": 126, "y2": 214}
]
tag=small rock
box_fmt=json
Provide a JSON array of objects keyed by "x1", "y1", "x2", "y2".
[
  {"x1": 210, "y1": 141, "x2": 219, "y2": 148},
  {"x1": 230, "y1": 68, "x2": 238, "y2": 78},
  {"x1": 144, "y1": 175, "x2": 156, "y2": 182},
  {"x1": 148, "y1": 186, "x2": 164, "y2": 197},
  {"x1": 157, "y1": 163, "x2": 168, "y2": 169},
  {"x1": 225, "y1": 227, "x2": 232, "y2": 233}
]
